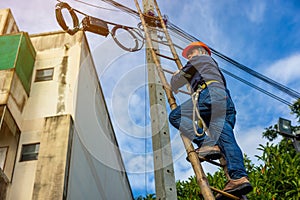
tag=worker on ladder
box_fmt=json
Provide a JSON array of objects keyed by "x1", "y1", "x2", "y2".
[{"x1": 168, "y1": 41, "x2": 253, "y2": 198}]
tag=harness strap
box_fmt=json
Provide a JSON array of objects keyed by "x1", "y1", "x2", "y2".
[
  {"x1": 192, "y1": 80, "x2": 218, "y2": 137},
  {"x1": 199, "y1": 80, "x2": 220, "y2": 89}
]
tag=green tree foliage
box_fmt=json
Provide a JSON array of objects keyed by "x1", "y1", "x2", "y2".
[
  {"x1": 247, "y1": 140, "x2": 300, "y2": 199},
  {"x1": 136, "y1": 101, "x2": 300, "y2": 199},
  {"x1": 291, "y1": 99, "x2": 300, "y2": 122},
  {"x1": 135, "y1": 193, "x2": 156, "y2": 200},
  {"x1": 175, "y1": 100, "x2": 300, "y2": 199},
  {"x1": 176, "y1": 176, "x2": 202, "y2": 200}
]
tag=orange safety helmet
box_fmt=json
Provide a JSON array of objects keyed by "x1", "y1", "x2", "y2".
[{"x1": 182, "y1": 41, "x2": 211, "y2": 58}]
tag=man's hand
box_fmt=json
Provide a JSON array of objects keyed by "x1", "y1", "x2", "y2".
[
  {"x1": 173, "y1": 70, "x2": 180, "y2": 76},
  {"x1": 171, "y1": 70, "x2": 180, "y2": 94}
]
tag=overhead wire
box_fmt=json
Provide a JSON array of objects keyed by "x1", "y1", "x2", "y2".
[
  {"x1": 98, "y1": 0, "x2": 140, "y2": 18},
  {"x1": 77, "y1": 0, "x2": 299, "y2": 106},
  {"x1": 220, "y1": 68, "x2": 292, "y2": 106},
  {"x1": 72, "y1": 0, "x2": 121, "y2": 12},
  {"x1": 167, "y1": 29, "x2": 299, "y2": 106},
  {"x1": 212, "y1": 50, "x2": 300, "y2": 100},
  {"x1": 167, "y1": 23, "x2": 300, "y2": 101},
  {"x1": 161, "y1": 22, "x2": 300, "y2": 105}
]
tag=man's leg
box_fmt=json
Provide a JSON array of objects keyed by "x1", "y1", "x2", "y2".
[
  {"x1": 169, "y1": 97, "x2": 221, "y2": 161},
  {"x1": 216, "y1": 113, "x2": 247, "y2": 179},
  {"x1": 215, "y1": 113, "x2": 252, "y2": 198},
  {"x1": 169, "y1": 97, "x2": 205, "y2": 142},
  {"x1": 214, "y1": 90, "x2": 252, "y2": 197},
  {"x1": 169, "y1": 88, "x2": 224, "y2": 163}
]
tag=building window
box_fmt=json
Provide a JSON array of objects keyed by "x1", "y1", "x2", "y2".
[
  {"x1": 35, "y1": 68, "x2": 54, "y2": 82},
  {"x1": 20, "y1": 143, "x2": 40, "y2": 162},
  {"x1": 0, "y1": 147, "x2": 8, "y2": 170}
]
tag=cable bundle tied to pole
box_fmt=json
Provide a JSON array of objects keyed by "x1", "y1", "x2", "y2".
[
  {"x1": 55, "y1": 1, "x2": 145, "y2": 52},
  {"x1": 111, "y1": 25, "x2": 144, "y2": 52},
  {"x1": 56, "y1": 0, "x2": 299, "y2": 106},
  {"x1": 84, "y1": 0, "x2": 299, "y2": 105},
  {"x1": 55, "y1": 2, "x2": 80, "y2": 35}
]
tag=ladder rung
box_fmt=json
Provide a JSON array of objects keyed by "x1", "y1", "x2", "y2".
[
  {"x1": 198, "y1": 156, "x2": 226, "y2": 167},
  {"x1": 178, "y1": 90, "x2": 191, "y2": 95},
  {"x1": 155, "y1": 52, "x2": 177, "y2": 61},
  {"x1": 210, "y1": 186, "x2": 241, "y2": 200},
  {"x1": 162, "y1": 68, "x2": 174, "y2": 74}
]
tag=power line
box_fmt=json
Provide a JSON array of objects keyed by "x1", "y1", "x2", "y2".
[
  {"x1": 220, "y1": 68, "x2": 292, "y2": 106},
  {"x1": 98, "y1": 0, "x2": 140, "y2": 18},
  {"x1": 73, "y1": 0, "x2": 121, "y2": 12},
  {"x1": 167, "y1": 23, "x2": 300, "y2": 101},
  {"x1": 72, "y1": 0, "x2": 299, "y2": 106}
]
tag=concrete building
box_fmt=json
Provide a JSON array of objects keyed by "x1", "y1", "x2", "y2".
[{"x1": 0, "y1": 8, "x2": 133, "y2": 200}]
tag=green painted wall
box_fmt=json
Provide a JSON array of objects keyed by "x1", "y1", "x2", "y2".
[{"x1": 0, "y1": 32, "x2": 36, "y2": 94}]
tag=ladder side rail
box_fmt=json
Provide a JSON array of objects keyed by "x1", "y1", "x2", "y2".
[
  {"x1": 134, "y1": 0, "x2": 176, "y2": 109},
  {"x1": 135, "y1": 1, "x2": 242, "y2": 199},
  {"x1": 154, "y1": 1, "x2": 216, "y2": 198},
  {"x1": 181, "y1": 136, "x2": 216, "y2": 199},
  {"x1": 153, "y1": 0, "x2": 183, "y2": 70},
  {"x1": 134, "y1": 1, "x2": 215, "y2": 199}
]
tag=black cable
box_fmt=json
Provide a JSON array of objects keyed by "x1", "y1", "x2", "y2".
[
  {"x1": 220, "y1": 68, "x2": 292, "y2": 106},
  {"x1": 71, "y1": 0, "x2": 298, "y2": 106},
  {"x1": 213, "y1": 50, "x2": 300, "y2": 100},
  {"x1": 98, "y1": 0, "x2": 140, "y2": 18},
  {"x1": 73, "y1": 0, "x2": 121, "y2": 12},
  {"x1": 167, "y1": 22, "x2": 300, "y2": 100}
]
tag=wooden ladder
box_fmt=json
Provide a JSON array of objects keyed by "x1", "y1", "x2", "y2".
[{"x1": 134, "y1": 0, "x2": 248, "y2": 199}]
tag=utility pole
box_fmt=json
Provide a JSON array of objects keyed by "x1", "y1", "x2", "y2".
[{"x1": 142, "y1": 0, "x2": 177, "y2": 199}]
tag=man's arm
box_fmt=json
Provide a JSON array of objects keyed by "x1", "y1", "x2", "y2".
[
  {"x1": 170, "y1": 61, "x2": 196, "y2": 92},
  {"x1": 170, "y1": 70, "x2": 187, "y2": 93}
]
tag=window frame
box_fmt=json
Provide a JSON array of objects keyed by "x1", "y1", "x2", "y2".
[
  {"x1": 34, "y1": 67, "x2": 54, "y2": 82},
  {"x1": 0, "y1": 146, "x2": 8, "y2": 170},
  {"x1": 20, "y1": 143, "x2": 40, "y2": 162}
]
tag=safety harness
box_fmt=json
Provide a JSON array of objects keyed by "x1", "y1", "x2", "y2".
[
  {"x1": 178, "y1": 56, "x2": 227, "y2": 137},
  {"x1": 191, "y1": 80, "x2": 219, "y2": 137}
]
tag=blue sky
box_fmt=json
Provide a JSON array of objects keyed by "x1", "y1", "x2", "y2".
[{"x1": 1, "y1": 0, "x2": 300, "y2": 198}]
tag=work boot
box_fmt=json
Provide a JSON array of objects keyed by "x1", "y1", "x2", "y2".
[
  {"x1": 216, "y1": 177, "x2": 253, "y2": 199},
  {"x1": 195, "y1": 145, "x2": 222, "y2": 160}
]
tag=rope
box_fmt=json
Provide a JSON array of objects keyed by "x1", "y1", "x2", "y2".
[{"x1": 191, "y1": 88, "x2": 207, "y2": 137}]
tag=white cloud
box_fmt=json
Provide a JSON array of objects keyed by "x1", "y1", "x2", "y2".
[
  {"x1": 128, "y1": 173, "x2": 155, "y2": 195},
  {"x1": 235, "y1": 125, "x2": 282, "y2": 165},
  {"x1": 126, "y1": 154, "x2": 154, "y2": 173},
  {"x1": 265, "y1": 52, "x2": 300, "y2": 84},
  {"x1": 236, "y1": 126, "x2": 267, "y2": 162},
  {"x1": 0, "y1": 1, "x2": 58, "y2": 33},
  {"x1": 2, "y1": 0, "x2": 299, "y2": 197},
  {"x1": 245, "y1": 2, "x2": 266, "y2": 23}
]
